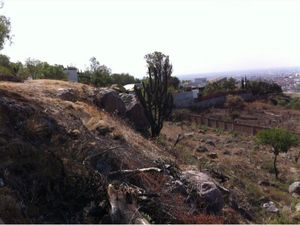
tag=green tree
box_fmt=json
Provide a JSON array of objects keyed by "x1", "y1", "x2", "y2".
[
  {"x1": 111, "y1": 73, "x2": 139, "y2": 85},
  {"x1": 245, "y1": 80, "x2": 282, "y2": 95},
  {"x1": 24, "y1": 58, "x2": 66, "y2": 80},
  {"x1": 42, "y1": 63, "x2": 66, "y2": 80},
  {"x1": 25, "y1": 58, "x2": 43, "y2": 79},
  {"x1": 135, "y1": 51, "x2": 173, "y2": 137},
  {"x1": 0, "y1": 15, "x2": 11, "y2": 50},
  {"x1": 256, "y1": 128, "x2": 299, "y2": 179},
  {"x1": 88, "y1": 57, "x2": 111, "y2": 86},
  {"x1": 203, "y1": 77, "x2": 237, "y2": 96}
]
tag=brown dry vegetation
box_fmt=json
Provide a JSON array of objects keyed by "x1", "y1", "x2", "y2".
[
  {"x1": 0, "y1": 80, "x2": 225, "y2": 224},
  {"x1": 1, "y1": 80, "x2": 300, "y2": 223},
  {"x1": 160, "y1": 101, "x2": 300, "y2": 223}
]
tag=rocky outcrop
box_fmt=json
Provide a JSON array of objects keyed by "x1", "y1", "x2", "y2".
[
  {"x1": 180, "y1": 170, "x2": 224, "y2": 214},
  {"x1": 57, "y1": 88, "x2": 78, "y2": 102},
  {"x1": 95, "y1": 89, "x2": 126, "y2": 115},
  {"x1": 119, "y1": 93, "x2": 150, "y2": 131},
  {"x1": 110, "y1": 84, "x2": 126, "y2": 93},
  {"x1": 262, "y1": 201, "x2": 279, "y2": 213},
  {"x1": 289, "y1": 182, "x2": 300, "y2": 195}
]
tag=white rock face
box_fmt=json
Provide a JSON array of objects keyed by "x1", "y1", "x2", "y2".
[
  {"x1": 295, "y1": 203, "x2": 300, "y2": 212},
  {"x1": 263, "y1": 201, "x2": 279, "y2": 213},
  {"x1": 289, "y1": 182, "x2": 300, "y2": 195}
]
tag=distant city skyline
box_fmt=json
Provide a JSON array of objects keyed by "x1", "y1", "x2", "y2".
[
  {"x1": 1, "y1": 0, "x2": 300, "y2": 78},
  {"x1": 178, "y1": 66, "x2": 300, "y2": 80}
]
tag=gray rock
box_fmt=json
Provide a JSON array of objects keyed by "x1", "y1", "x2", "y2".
[
  {"x1": 259, "y1": 180, "x2": 271, "y2": 186},
  {"x1": 119, "y1": 93, "x2": 150, "y2": 131},
  {"x1": 95, "y1": 89, "x2": 126, "y2": 115},
  {"x1": 0, "y1": 178, "x2": 4, "y2": 187},
  {"x1": 110, "y1": 84, "x2": 126, "y2": 93},
  {"x1": 171, "y1": 180, "x2": 187, "y2": 194},
  {"x1": 196, "y1": 146, "x2": 208, "y2": 153},
  {"x1": 223, "y1": 150, "x2": 231, "y2": 155},
  {"x1": 295, "y1": 203, "x2": 300, "y2": 212},
  {"x1": 263, "y1": 201, "x2": 279, "y2": 213},
  {"x1": 206, "y1": 139, "x2": 216, "y2": 147},
  {"x1": 207, "y1": 152, "x2": 218, "y2": 159},
  {"x1": 181, "y1": 170, "x2": 224, "y2": 214},
  {"x1": 289, "y1": 182, "x2": 300, "y2": 195},
  {"x1": 69, "y1": 129, "x2": 81, "y2": 138},
  {"x1": 57, "y1": 88, "x2": 77, "y2": 102}
]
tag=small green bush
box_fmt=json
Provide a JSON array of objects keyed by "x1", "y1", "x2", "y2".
[{"x1": 257, "y1": 128, "x2": 299, "y2": 179}]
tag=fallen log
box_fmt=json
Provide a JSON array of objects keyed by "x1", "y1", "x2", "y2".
[{"x1": 108, "y1": 167, "x2": 162, "y2": 179}]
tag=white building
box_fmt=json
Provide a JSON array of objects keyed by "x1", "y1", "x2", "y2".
[{"x1": 64, "y1": 67, "x2": 78, "y2": 82}]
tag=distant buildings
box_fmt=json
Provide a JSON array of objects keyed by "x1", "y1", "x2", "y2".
[
  {"x1": 64, "y1": 67, "x2": 78, "y2": 82},
  {"x1": 180, "y1": 77, "x2": 208, "y2": 89}
]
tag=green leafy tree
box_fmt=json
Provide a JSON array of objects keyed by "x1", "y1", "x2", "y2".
[
  {"x1": 24, "y1": 58, "x2": 66, "y2": 80},
  {"x1": 0, "y1": 15, "x2": 11, "y2": 50},
  {"x1": 88, "y1": 57, "x2": 112, "y2": 86},
  {"x1": 256, "y1": 128, "x2": 299, "y2": 179},
  {"x1": 135, "y1": 51, "x2": 173, "y2": 137},
  {"x1": 25, "y1": 58, "x2": 43, "y2": 79},
  {"x1": 0, "y1": 54, "x2": 10, "y2": 67},
  {"x1": 42, "y1": 63, "x2": 66, "y2": 80},
  {"x1": 245, "y1": 80, "x2": 282, "y2": 95},
  {"x1": 203, "y1": 77, "x2": 237, "y2": 96},
  {"x1": 111, "y1": 73, "x2": 140, "y2": 85}
]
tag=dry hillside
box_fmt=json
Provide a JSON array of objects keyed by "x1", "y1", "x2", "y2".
[
  {"x1": 1, "y1": 80, "x2": 299, "y2": 224},
  {"x1": 0, "y1": 80, "x2": 225, "y2": 224}
]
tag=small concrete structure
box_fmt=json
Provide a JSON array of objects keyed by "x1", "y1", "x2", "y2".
[{"x1": 64, "y1": 67, "x2": 78, "y2": 82}]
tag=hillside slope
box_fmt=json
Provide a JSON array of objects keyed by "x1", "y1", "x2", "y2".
[{"x1": 0, "y1": 80, "x2": 225, "y2": 224}]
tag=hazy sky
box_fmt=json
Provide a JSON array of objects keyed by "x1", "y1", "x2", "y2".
[{"x1": 1, "y1": 0, "x2": 300, "y2": 78}]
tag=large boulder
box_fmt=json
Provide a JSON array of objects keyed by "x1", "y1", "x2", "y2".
[
  {"x1": 180, "y1": 170, "x2": 224, "y2": 214},
  {"x1": 57, "y1": 88, "x2": 77, "y2": 102},
  {"x1": 110, "y1": 84, "x2": 126, "y2": 93},
  {"x1": 95, "y1": 89, "x2": 126, "y2": 115},
  {"x1": 289, "y1": 182, "x2": 300, "y2": 195},
  {"x1": 119, "y1": 93, "x2": 150, "y2": 131}
]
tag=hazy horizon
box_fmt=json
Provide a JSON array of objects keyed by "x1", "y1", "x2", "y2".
[{"x1": 1, "y1": 0, "x2": 300, "y2": 78}]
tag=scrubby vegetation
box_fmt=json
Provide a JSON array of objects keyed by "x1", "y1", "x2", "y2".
[
  {"x1": 243, "y1": 78, "x2": 282, "y2": 96},
  {"x1": 256, "y1": 128, "x2": 299, "y2": 179},
  {"x1": 203, "y1": 77, "x2": 237, "y2": 96}
]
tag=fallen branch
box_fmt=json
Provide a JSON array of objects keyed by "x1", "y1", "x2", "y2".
[
  {"x1": 108, "y1": 167, "x2": 162, "y2": 178},
  {"x1": 173, "y1": 132, "x2": 194, "y2": 148}
]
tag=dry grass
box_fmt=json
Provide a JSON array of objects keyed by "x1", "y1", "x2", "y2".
[{"x1": 161, "y1": 114, "x2": 300, "y2": 223}]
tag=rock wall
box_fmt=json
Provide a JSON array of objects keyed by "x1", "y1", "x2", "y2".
[{"x1": 174, "y1": 92, "x2": 254, "y2": 109}]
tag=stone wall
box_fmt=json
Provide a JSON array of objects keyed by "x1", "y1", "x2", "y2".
[
  {"x1": 174, "y1": 92, "x2": 254, "y2": 110},
  {"x1": 181, "y1": 113, "x2": 267, "y2": 136}
]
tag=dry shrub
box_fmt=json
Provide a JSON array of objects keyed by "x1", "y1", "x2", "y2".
[
  {"x1": 179, "y1": 213, "x2": 224, "y2": 224},
  {"x1": 225, "y1": 95, "x2": 245, "y2": 111},
  {"x1": 139, "y1": 173, "x2": 224, "y2": 224},
  {"x1": 139, "y1": 172, "x2": 169, "y2": 193}
]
